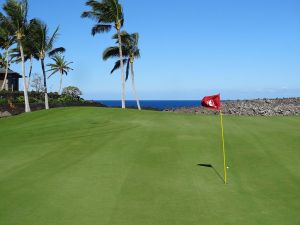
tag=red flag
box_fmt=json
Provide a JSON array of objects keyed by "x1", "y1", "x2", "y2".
[{"x1": 201, "y1": 94, "x2": 221, "y2": 110}]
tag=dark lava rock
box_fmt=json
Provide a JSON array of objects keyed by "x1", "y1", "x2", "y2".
[
  {"x1": 165, "y1": 97, "x2": 300, "y2": 116},
  {"x1": 0, "y1": 101, "x2": 106, "y2": 117},
  {"x1": 0, "y1": 111, "x2": 12, "y2": 118}
]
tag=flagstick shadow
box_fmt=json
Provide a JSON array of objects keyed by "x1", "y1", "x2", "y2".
[{"x1": 197, "y1": 164, "x2": 225, "y2": 183}]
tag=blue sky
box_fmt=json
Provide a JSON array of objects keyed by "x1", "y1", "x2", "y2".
[{"x1": 5, "y1": 0, "x2": 300, "y2": 100}]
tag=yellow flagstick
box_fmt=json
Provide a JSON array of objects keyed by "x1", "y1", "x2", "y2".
[{"x1": 220, "y1": 110, "x2": 227, "y2": 184}]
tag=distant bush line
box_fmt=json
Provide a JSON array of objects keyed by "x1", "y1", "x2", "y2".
[{"x1": 0, "y1": 91, "x2": 84, "y2": 105}]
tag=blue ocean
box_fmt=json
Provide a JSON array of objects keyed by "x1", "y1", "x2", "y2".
[{"x1": 96, "y1": 100, "x2": 201, "y2": 110}]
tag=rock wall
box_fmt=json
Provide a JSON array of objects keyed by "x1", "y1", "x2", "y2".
[{"x1": 165, "y1": 98, "x2": 300, "y2": 116}]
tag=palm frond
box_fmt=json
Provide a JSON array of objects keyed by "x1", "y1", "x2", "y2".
[
  {"x1": 0, "y1": 14, "x2": 15, "y2": 49},
  {"x1": 111, "y1": 58, "x2": 127, "y2": 74},
  {"x1": 111, "y1": 31, "x2": 129, "y2": 44},
  {"x1": 125, "y1": 57, "x2": 130, "y2": 81},
  {"x1": 3, "y1": 0, "x2": 28, "y2": 37},
  {"x1": 47, "y1": 69, "x2": 59, "y2": 78},
  {"x1": 134, "y1": 49, "x2": 141, "y2": 58},
  {"x1": 81, "y1": 11, "x2": 101, "y2": 21},
  {"x1": 48, "y1": 47, "x2": 65, "y2": 57},
  {"x1": 47, "y1": 26, "x2": 60, "y2": 50},
  {"x1": 112, "y1": 31, "x2": 141, "y2": 60},
  {"x1": 91, "y1": 24, "x2": 112, "y2": 35},
  {"x1": 28, "y1": 19, "x2": 65, "y2": 60},
  {"x1": 28, "y1": 18, "x2": 47, "y2": 52},
  {"x1": 82, "y1": 0, "x2": 124, "y2": 35},
  {"x1": 102, "y1": 46, "x2": 119, "y2": 60}
]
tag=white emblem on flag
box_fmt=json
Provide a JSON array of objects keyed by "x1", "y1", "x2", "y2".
[{"x1": 207, "y1": 99, "x2": 215, "y2": 107}]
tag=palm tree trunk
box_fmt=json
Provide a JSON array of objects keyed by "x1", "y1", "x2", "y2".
[
  {"x1": 41, "y1": 59, "x2": 49, "y2": 110},
  {"x1": 26, "y1": 55, "x2": 33, "y2": 91},
  {"x1": 117, "y1": 28, "x2": 126, "y2": 109},
  {"x1": 59, "y1": 73, "x2": 63, "y2": 95},
  {"x1": 19, "y1": 42, "x2": 31, "y2": 112},
  {"x1": 130, "y1": 62, "x2": 141, "y2": 110},
  {"x1": 0, "y1": 48, "x2": 9, "y2": 91}
]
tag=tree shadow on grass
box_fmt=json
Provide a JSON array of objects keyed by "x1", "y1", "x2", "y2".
[{"x1": 197, "y1": 164, "x2": 225, "y2": 183}]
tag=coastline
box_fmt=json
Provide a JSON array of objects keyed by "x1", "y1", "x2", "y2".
[
  {"x1": 165, "y1": 97, "x2": 300, "y2": 116},
  {"x1": 1, "y1": 97, "x2": 300, "y2": 118}
]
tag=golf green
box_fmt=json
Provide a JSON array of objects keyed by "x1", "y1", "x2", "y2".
[{"x1": 0, "y1": 107, "x2": 299, "y2": 225}]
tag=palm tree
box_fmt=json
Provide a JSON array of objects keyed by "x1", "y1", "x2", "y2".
[
  {"x1": 47, "y1": 54, "x2": 73, "y2": 94},
  {"x1": 103, "y1": 32, "x2": 141, "y2": 110},
  {"x1": 81, "y1": 0, "x2": 126, "y2": 109},
  {"x1": 1, "y1": 0, "x2": 31, "y2": 112},
  {"x1": 10, "y1": 20, "x2": 40, "y2": 91},
  {"x1": 0, "y1": 18, "x2": 15, "y2": 91},
  {"x1": 20, "y1": 41, "x2": 34, "y2": 91},
  {"x1": 29, "y1": 19, "x2": 65, "y2": 109}
]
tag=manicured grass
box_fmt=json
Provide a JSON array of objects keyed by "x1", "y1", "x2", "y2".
[{"x1": 0, "y1": 107, "x2": 299, "y2": 225}]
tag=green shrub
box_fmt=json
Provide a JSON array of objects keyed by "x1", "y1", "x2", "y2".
[
  {"x1": 57, "y1": 96, "x2": 78, "y2": 103},
  {"x1": 0, "y1": 97, "x2": 7, "y2": 105},
  {"x1": 16, "y1": 96, "x2": 25, "y2": 104},
  {"x1": 0, "y1": 90, "x2": 85, "y2": 104},
  {"x1": 29, "y1": 97, "x2": 39, "y2": 103}
]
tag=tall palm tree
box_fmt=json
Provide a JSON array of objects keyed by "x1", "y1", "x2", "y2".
[
  {"x1": 81, "y1": 0, "x2": 126, "y2": 109},
  {"x1": 0, "y1": 18, "x2": 15, "y2": 91},
  {"x1": 20, "y1": 42, "x2": 34, "y2": 91},
  {"x1": 30, "y1": 19, "x2": 65, "y2": 109},
  {"x1": 10, "y1": 20, "x2": 39, "y2": 91},
  {"x1": 1, "y1": 0, "x2": 31, "y2": 111},
  {"x1": 47, "y1": 54, "x2": 73, "y2": 94},
  {"x1": 103, "y1": 32, "x2": 141, "y2": 110}
]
